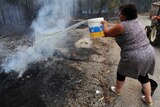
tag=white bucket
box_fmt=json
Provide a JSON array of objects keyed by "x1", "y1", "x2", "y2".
[{"x1": 87, "y1": 17, "x2": 104, "y2": 38}]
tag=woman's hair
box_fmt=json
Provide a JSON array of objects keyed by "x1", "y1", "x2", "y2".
[{"x1": 119, "y1": 4, "x2": 137, "y2": 20}]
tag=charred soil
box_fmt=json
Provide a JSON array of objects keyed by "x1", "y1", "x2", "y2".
[{"x1": 0, "y1": 28, "x2": 117, "y2": 107}]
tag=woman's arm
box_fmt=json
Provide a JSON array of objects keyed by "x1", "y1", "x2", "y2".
[
  {"x1": 101, "y1": 20, "x2": 124, "y2": 37},
  {"x1": 151, "y1": 15, "x2": 160, "y2": 20}
]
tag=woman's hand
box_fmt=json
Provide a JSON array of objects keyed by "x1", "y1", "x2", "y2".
[
  {"x1": 151, "y1": 16, "x2": 158, "y2": 20},
  {"x1": 101, "y1": 20, "x2": 108, "y2": 25},
  {"x1": 101, "y1": 20, "x2": 108, "y2": 28},
  {"x1": 101, "y1": 20, "x2": 116, "y2": 28},
  {"x1": 101, "y1": 20, "x2": 109, "y2": 33}
]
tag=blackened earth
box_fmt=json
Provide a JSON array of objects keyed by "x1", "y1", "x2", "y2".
[
  {"x1": 0, "y1": 28, "x2": 105, "y2": 107},
  {"x1": 0, "y1": 60, "x2": 84, "y2": 107}
]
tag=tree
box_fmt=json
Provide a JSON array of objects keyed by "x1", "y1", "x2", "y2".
[
  {"x1": 98, "y1": 0, "x2": 107, "y2": 15},
  {"x1": 0, "y1": 0, "x2": 6, "y2": 24},
  {"x1": 78, "y1": 0, "x2": 82, "y2": 15},
  {"x1": 90, "y1": 0, "x2": 95, "y2": 16},
  {"x1": 107, "y1": 0, "x2": 120, "y2": 16}
]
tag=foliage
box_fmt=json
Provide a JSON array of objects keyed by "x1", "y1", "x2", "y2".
[
  {"x1": 78, "y1": 0, "x2": 120, "y2": 16},
  {"x1": 107, "y1": 0, "x2": 120, "y2": 11}
]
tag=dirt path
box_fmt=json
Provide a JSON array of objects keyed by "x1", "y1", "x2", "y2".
[
  {"x1": 139, "y1": 14, "x2": 160, "y2": 107},
  {"x1": 152, "y1": 47, "x2": 160, "y2": 106}
]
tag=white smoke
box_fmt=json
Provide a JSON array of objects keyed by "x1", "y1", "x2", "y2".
[
  {"x1": 31, "y1": 0, "x2": 73, "y2": 34},
  {"x1": 2, "y1": 0, "x2": 74, "y2": 77}
]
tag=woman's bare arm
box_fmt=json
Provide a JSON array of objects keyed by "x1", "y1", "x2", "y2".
[
  {"x1": 151, "y1": 15, "x2": 160, "y2": 20},
  {"x1": 102, "y1": 20, "x2": 124, "y2": 37}
]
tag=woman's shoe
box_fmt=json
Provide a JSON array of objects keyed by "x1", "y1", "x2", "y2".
[
  {"x1": 141, "y1": 95, "x2": 153, "y2": 106},
  {"x1": 110, "y1": 86, "x2": 120, "y2": 96}
]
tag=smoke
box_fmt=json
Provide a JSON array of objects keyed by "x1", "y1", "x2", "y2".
[
  {"x1": 31, "y1": 0, "x2": 73, "y2": 34},
  {"x1": 2, "y1": 0, "x2": 74, "y2": 77}
]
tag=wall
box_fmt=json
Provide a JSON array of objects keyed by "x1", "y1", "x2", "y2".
[
  {"x1": 0, "y1": 0, "x2": 155, "y2": 35},
  {"x1": 0, "y1": 0, "x2": 40, "y2": 35}
]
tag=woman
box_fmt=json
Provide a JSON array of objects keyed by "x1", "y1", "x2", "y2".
[{"x1": 101, "y1": 4, "x2": 155, "y2": 105}]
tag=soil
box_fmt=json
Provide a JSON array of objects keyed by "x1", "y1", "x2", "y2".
[{"x1": 0, "y1": 27, "x2": 115, "y2": 107}]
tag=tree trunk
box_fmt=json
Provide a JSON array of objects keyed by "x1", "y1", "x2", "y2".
[
  {"x1": 98, "y1": 0, "x2": 103, "y2": 15},
  {"x1": 0, "y1": 0, "x2": 6, "y2": 24},
  {"x1": 78, "y1": 0, "x2": 82, "y2": 15},
  {"x1": 90, "y1": 0, "x2": 94, "y2": 16}
]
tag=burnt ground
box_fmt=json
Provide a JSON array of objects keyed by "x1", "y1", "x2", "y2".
[{"x1": 0, "y1": 28, "x2": 115, "y2": 107}]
